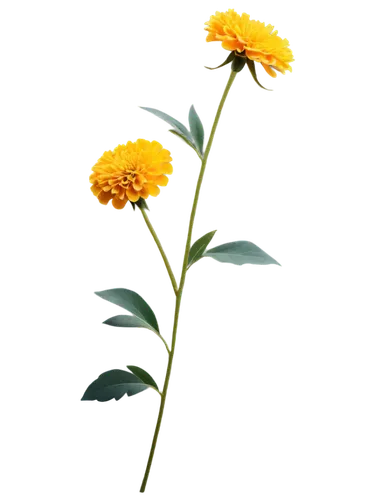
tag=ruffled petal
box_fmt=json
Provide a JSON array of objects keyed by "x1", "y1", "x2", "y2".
[
  {"x1": 154, "y1": 175, "x2": 169, "y2": 187},
  {"x1": 97, "y1": 190, "x2": 113, "y2": 205},
  {"x1": 146, "y1": 184, "x2": 160, "y2": 197},
  {"x1": 261, "y1": 62, "x2": 277, "y2": 78},
  {"x1": 112, "y1": 196, "x2": 128, "y2": 209},
  {"x1": 140, "y1": 187, "x2": 149, "y2": 199},
  {"x1": 126, "y1": 187, "x2": 140, "y2": 202}
]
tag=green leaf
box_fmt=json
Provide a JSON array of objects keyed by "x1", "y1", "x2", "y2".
[
  {"x1": 95, "y1": 288, "x2": 159, "y2": 334},
  {"x1": 246, "y1": 59, "x2": 272, "y2": 91},
  {"x1": 188, "y1": 105, "x2": 204, "y2": 155},
  {"x1": 140, "y1": 107, "x2": 192, "y2": 141},
  {"x1": 204, "y1": 241, "x2": 280, "y2": 266},
  {"x1": 188, "y1": 230, "x2": 217, "y2": 269},
  {"x1": 103, "y1": 314, "x2": 169, "y2": 352},
  {"x1": 127, "y1": 365, "x2": 159, "y2": 392},
  {"x1": 168, "y1": 129, "x2": 200, "y2": 157},
  {"x1": 103, "y1": 315, "x2": 151, "y2": 329},
  {"x1": 201, "y1": 51, "x2": 234, "y2": 71},
  {"x1": 81, "y1": 369, "x2": 150, "y2": 402}
]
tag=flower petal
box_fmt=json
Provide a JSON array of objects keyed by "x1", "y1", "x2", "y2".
[
  {"x1": 140, "y1": 187, "x2": 149, "y2": 199},
  {"x1": 132, "y1": 183, "x2": 143, "y2": 192},
  {"x1": 117, "y1": 186, "x2": 126, "y2": 199},
  {"x1": 154, "y1": 175, "x2": 169, "y2": 187},
  {"x1": 146, "y1": 184, "x2": 160, "y2": 197},
  {"x1": 126, "y1": 187, "x2": 140, "y2": 202},
  {"x1": 98, "y1": 190, "x2": 113, "y2": 205},
  {"x1": 91, "y1": 184, "x2": 101, "y2": 196},
  {"x1": 261, "y1": 62, "x2": 277, "y2": 78},
  {"x1": 112, "y1": 196, "x2": 128, "y2": 209}
]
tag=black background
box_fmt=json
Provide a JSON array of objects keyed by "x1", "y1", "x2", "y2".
[{"x1": 66, "y1": 3, "x2": 312, "y2": 498}]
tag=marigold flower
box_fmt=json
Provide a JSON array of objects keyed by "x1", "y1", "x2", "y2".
[
  {"x1": 90, "y1": 139, "x2": 173, "y2": 209},
  {"x1": 205, "y1": 9, "x2": 294, "y2": 78}
]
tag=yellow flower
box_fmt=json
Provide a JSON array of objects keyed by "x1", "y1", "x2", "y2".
[
  {"x1": 90, "y1": 139, "x2": 172, "y2": 209},
  {"x1": 205, "y1": 9, "x2": 294, "y2": 77}
]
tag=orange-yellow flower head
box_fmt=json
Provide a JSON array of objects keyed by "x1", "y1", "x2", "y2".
[
  {"x1": 90, "y1": 139, "x2": 172, "y2": 209},
  {"x1": 205, "y1": 9, "x2": 294, "y2": 78}
]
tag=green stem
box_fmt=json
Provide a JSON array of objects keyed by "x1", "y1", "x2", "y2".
[
  {"x1": 140, "y1": 207, "x2": 178, "y2": 295},
  {"x1": 139, "y1": 70, "x2": 237, "y2": 493},
  {"x1": 179, "y1": 70, "x2": 237, "y2": 289}
]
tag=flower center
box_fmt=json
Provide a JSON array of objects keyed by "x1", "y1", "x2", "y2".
[{"x1": 120, "y1": 171, "x2": 136, "y2": 187}]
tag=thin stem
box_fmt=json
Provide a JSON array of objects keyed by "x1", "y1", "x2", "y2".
[
  {"x1": 179, "y1": 71, "x2": 237, "y2": 289},
  {"x1": 139, "y1": 294, "x2": 182, "y2": 493},
  {"x1": 140, "y1": 207, "x2": 178, "y2": 294},
  {"x1": 139, "y1": 71, "x2": 237, "y2": 493}
]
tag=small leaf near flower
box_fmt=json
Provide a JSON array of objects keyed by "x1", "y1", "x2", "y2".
[
  {"x1": 169, "y1": 129, "x2": 201, "y2": 158},
  {"x1": 246, "y1": 59, "x2": 271, "y2": 91},
  {"x1": 231, "y1": 54, "x2": 246, "y2": 73},
  {"x1": 201, "y1": 52, "x2": 234, "y2": 71},
  {"x1": 137, "y1": 198, "x2": 149, "y2": 210},
  {"x1": 204, "y1": 241, "x2": 280, "y2": 266},
  {"x1": 188, "y1": 106, "x2": 205, "y2": 156},
  {"x1": 140, "y1": 107, "x2": 192, "y2": 142}
]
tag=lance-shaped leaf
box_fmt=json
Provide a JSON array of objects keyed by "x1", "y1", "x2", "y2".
[
  {"x1": 247, "y1": 59, "x2": 272, "y2": 91},
  {"x1": 204, "y1": 241, "x2": 280, "y2": 266},
  {"x1": 188, "y1": 230, "x2": 217, "y2": 269},
  {"x1": 127, "y1": 365, "x2": 159, "y2": 391},
  {"x1": 205, "y1": 51, "x2": 235, "y2": 70},
  {"x1": 169, "y1": 129, "x2": 201, "y2": 158},
  {"x1": 95, "y1": 288, "x2": 159, "y2": 334},
  {"x1": 81, "y1": 369, "x2": 155, "y2": 402},
  {"x1": 103, "y1": 315, "x2": 151, "y2": 330},
  {"x1": 103, "y1": 314, "x2": 169, "y2": 353},
  {"x1": 188, "y1": 105, "x2": 204, "y2": 155},
  {"x1": 140, "y1": 107, "x2": 192, "y2": 141}
]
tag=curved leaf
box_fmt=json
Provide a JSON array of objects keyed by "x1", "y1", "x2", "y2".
[
  {"x1": 201, "y1": 51, "x2": 234, "y2": 71},
  {"x1": 103, "y1": 315, "x2": 150, "y2": 329},
  {"x1": 246, "y1": 59, "x2": 272, "y2": 91},
  {"x1": 140, "y1": 107, "x2": 192, "y2": 141},
  {"x1": 81, "y1": 369, "x2": 150, "y2": 402},
  {"x1": 204, "y1": 241, "x2": 280, "y2": 266},
  {"x1": 103, "y1": 314, "x2": 170, "y2": 352},
  {"x1": 188, "y1": 105, "x2": 204, "y2": 155},
  {"x1": 95, "y1": 288, "x2": 159, "y2": 334},
  {"x1": 188, "y1": 230, "x2": 216, "y2": 269},
  {"x1": 127, "y1": 365, "x2": 159, "y2": 391},
  {"x1": 168, "y1": 129, "x2": 201, "y2": 158}
]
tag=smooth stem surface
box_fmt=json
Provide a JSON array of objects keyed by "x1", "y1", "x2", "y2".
[
  {"x1": 179, "y1": 70, "x2": 237, "y2": 289},
  {"x1": 140, "y1": 208, "x2": 178, "y2": 294},
  {"x1": 139, "y1": 71, "x2": 237, "y2": 493}
]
